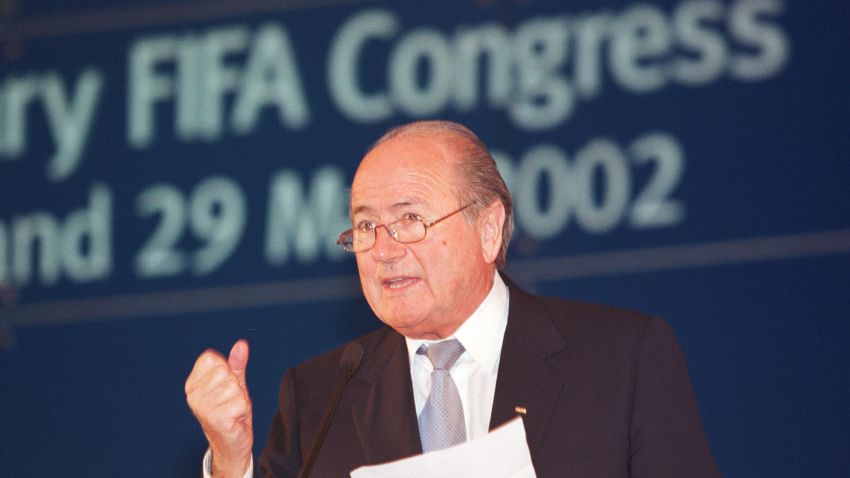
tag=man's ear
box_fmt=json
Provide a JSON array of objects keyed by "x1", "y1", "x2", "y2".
[{"x1": 479, "y1": 200, "x2": 506, "y2": 265}]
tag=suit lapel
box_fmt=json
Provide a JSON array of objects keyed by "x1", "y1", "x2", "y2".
[
  {"x1": 345, "y1": 280, "x2": 570, "y2": 465},
  {"x1": 350, "y1": 330, "x2": 422, "y2": 464},
  {"x1": 490, "y1": 282, "x2": 569, "y2": 457}
]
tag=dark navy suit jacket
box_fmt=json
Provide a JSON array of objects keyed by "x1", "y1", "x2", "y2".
[{"x1": 259, "y1": 279, "x2": 720, "y2": 477}]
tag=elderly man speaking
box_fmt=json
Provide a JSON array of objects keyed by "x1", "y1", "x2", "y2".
[{"x1": 185, "y1": 121, "x2": 720, "y2": 477}]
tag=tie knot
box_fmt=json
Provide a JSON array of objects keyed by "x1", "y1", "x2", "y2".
[{"x1": 418, "y1": 339, "x2": 465, "y2": 370}]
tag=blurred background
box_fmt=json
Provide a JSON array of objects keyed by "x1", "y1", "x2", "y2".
[{"x1": 1, "y1": 0, "x2": 848, "y2": 476}]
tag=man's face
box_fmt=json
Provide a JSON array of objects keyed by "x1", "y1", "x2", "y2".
[{"x1": 349, "y1": 134, "x2": 496, "y2": 339}]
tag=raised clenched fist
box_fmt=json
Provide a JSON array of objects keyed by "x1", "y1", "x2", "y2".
[{"x1": 186, "y1": 340, "x2": 253, "y2": 477}]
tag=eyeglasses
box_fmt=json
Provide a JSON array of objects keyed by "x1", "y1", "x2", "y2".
[{"x1": 337, "y1": 203, "x2": 474, "y2": 253}]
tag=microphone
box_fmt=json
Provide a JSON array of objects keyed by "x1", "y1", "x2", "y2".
[
  {"x1": 299, "y1": 342, "x2": 364, "y2": 478},
  {"x1": 339, "y1": 342, "x2": 364, "y2": 378}
]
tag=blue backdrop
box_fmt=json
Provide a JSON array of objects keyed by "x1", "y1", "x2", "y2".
[{"x1": 1, "y1": 1, "x2": 848, "y2": 476}]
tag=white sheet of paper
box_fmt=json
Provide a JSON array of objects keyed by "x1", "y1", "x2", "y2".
[{"x1": 349, "y1": 417, "x2": 536, "y2": 478}]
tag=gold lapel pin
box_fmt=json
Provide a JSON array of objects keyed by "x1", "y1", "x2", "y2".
[{"x1": 514, "y1": 406, "x2": 527, "y2": 415}]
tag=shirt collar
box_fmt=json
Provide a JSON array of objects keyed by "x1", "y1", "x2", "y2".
[{"x1": 405, "y1": 271, "x2": 509, "y2": 375}]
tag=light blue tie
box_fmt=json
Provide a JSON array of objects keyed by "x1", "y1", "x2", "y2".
[{"x1": 417, "y1": 339, "x2": 467, "y2": 452}]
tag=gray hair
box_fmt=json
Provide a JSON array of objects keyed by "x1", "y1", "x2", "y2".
[{"x1": 369, "y1": 120, "x2": 514, "y2": 268}]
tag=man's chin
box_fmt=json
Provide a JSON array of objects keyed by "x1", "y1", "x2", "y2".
[{"x1": 379, "y1": 311, "x2": 430, "y2": 337}]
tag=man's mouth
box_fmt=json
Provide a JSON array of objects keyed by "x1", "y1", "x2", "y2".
[{"x1": 382, "y1": 276, "x2": 418, "y2": 290}]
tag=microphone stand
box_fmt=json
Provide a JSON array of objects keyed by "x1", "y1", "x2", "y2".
[{"x1": 299, "y1": 343, "x2": 363, "y2": 478}]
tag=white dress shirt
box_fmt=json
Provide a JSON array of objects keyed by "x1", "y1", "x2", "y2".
[
  {"x1": 204, "y1": 272, "x2": 509, "y2": 476},
  {"x1": 405, "y1": 271, "x2": 510, "y2": 441}
]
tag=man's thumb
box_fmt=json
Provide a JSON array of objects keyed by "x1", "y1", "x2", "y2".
[{"x1": 228, "y1": 339, "x2": 250, "y2": 386}]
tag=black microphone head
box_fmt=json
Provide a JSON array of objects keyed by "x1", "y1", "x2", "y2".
[{"x1": 339, "y1": 342, "x2": 364, "y2": 377}]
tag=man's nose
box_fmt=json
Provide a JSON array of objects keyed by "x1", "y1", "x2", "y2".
[{"x1": 370, "y1": 225, "x2": 406, "y2": 262}]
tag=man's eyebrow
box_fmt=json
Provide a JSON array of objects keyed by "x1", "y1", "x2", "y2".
[
  {"x1": 391, "y1": 200, "x2": 425, "y2": 209},
  {"x1": 351, "y1": 200, "x2": 425, "y2": 217},
  {"x1": 350, "y1": 205, "x2": 373, "y2": 217}
]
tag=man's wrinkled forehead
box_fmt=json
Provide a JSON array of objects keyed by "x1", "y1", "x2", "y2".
[
  {"x1": 352, "y1": 136, "x2": 458, "y2": 195},
  {"x1": 357, "y1": 132, "x2": 460, "y2": 172}
]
